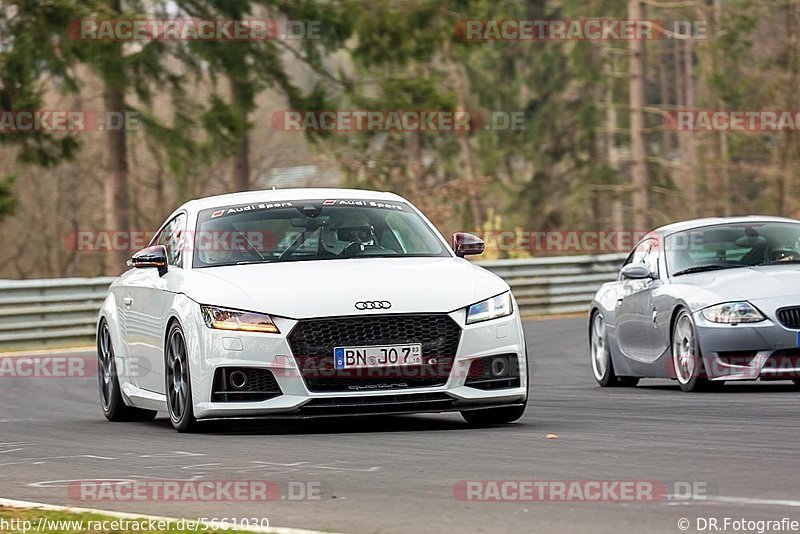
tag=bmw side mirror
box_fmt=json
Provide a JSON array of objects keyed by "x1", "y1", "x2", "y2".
[
  {"x1": 620, "y1": 264, "x2": 652, "y2": 280},
  {"x1": 128, "y1": 245, "x2": 168, "y2": 276},
  {"x1": 452, "y1": 232, "x2": 485, "y2": 258}
]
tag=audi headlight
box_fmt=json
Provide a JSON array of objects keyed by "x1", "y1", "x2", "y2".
[
  {"x1": 466, "y1": 292, "x2": 513, "y2": 325},
  {"x1": 200, "y1": 305, "x2": 280, "y2": 333},
  {"x1": 701, "y1": 302, "x2": 765, "y2": 324}
]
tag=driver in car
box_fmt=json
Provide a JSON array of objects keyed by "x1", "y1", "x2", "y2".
[
  {"x1": 322, "y1": 211, "x2": 379, "y2": 256},
  {"x1": 770, "y1": 246, "x2": 800, "y2": 262}
]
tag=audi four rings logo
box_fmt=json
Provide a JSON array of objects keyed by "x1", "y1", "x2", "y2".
[{"x1": 355, "y1": 300, "x2": 392, "y2": 310}]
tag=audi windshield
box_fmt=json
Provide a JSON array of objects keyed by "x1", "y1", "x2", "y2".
[{"x1": 192, "y1": 199, "x2": 450, "y2": 267}]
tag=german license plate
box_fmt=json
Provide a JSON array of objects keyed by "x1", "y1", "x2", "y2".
[{"x1": 333, "y1": 344, "x2": 423, "y2": 369}]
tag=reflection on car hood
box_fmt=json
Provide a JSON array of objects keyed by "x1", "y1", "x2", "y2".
[
  {"x1": 181, "y1": 257, "x2": 509, "y2": 319},
  {"x1": 675, "y1": 265, "x2": 800, "y2": 303}
]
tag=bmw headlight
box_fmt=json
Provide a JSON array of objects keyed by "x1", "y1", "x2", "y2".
[
  {"x1": 466, "y1": 292, "x2": 513, "y2": 324},
  {"x1": 200, "y1": 305, "x2": 280, "y2": 333},
  {"x1": 701, "y1": 302, "x2": 765, "y2": 324}
]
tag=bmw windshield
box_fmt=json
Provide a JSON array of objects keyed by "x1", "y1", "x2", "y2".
[
  {"x1": 192, "y1": 199, "x2": 450, "y2": 267},
  {"x1": 665, "y1": 222, "x2": 800, "y2": 276}
]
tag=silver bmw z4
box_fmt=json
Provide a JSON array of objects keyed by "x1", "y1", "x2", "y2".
[{"x1": 590, "y1": 216, "x2": 800, "y2": 392}]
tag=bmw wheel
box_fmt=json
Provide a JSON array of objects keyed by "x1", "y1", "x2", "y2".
[
  {"x1": 97, "y1": 319, "x2": 157, "y2": 422},
  {"x1": 672, "y1": 310, "x2": 720, "y2": 392},
  {"x1": 590, "y1": 311, "x2": 639, "y2": 387},
  {"x1": 165, "y1": 321, "x2": 198, "y2": 432}
]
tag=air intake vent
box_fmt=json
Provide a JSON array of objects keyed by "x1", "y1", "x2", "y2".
[{"x1": 211, "y1": 367, "x2": 282, "y2": 402}]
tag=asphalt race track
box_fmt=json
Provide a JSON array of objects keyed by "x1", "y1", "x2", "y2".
[{"x1": 1, "y1": 317, "x2": 799, "y2": 533}]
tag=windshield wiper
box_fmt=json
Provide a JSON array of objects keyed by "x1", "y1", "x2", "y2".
[
  {"x1": 233, "y1": 259, "x2": 273, "y2": 265},
  {"x1": 233, "y1": 231, "x2": 266, "y2": 261},
  {"x1": 672, "y1": 264, "x2": 740, "y2": 277},
  {"x1": 755, "y1": 259, "x2": 800, "y2": 267}
]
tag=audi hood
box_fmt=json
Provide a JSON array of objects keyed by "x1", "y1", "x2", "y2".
[{"x1": 179, "y1": 256, "x2": 510, "y2": 319}]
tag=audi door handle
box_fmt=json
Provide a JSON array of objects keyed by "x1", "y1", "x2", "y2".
[{"x1": 123, "y1": 297, "x2": 134, "y2": 308}]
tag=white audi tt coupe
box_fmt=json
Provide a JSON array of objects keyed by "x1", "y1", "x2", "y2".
[{"x1": 97, "y1": 189, "x2": 528, "y2": 431}]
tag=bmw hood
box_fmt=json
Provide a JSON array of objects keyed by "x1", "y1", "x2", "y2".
[
  {"x1": 676, "y1": 265, "x2": 800, "y2": 309},
  {"x1": 180, "y1": 257, "x2": 509, "y2": 319}
]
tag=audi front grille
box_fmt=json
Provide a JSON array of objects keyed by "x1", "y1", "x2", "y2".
[{"x1": 287, "y1": 314, "x2": 461, "y2": 392}]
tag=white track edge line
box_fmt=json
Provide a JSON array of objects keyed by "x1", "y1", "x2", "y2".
[{"x1": 0, "y1": 346, "x2": 94, "y2": 358}]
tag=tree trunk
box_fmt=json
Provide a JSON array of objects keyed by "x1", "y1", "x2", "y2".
[
  {"x1": 231, "y1": 79, "x2": 252, "y2": 191},
  {"x1": 102, "y1": 0, "x2": 129, "y2": 275},
  {"x1": 683, "y1": 38, "x2": 698, "y2": 217},
  {"x1": 698, "y1": 0, "x2": 728, "y2": 216},
  {"x1": 443, "y1": 40, "x2": 483, "y2": 227},
  {"x1": 628, "y1": 0, "x2": 649, "y2": 229},
  {"x1": 658, "y1": 39, "x2": 672, "y2": 161},
  {"x1": 104, "y1": 85, "x2": 129, "y2": 274},
  {"x1": 233, "y1": 133, "x2": 251, "y2": 191},
  {"x1": 605, "y1": 47, "x2": 624, "y2": 231},
  {"x1": 104, "y1": 75, "x2": 130, "y2": 274},
  {"x1": 778, "y1": 0, "x2": 799, "y2": 215},
  {"x1": 714, "y1": 0, "x2": 731, "y2": 216}
]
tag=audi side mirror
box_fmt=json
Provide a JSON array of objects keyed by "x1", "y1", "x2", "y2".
[
  {"x1": 620, "y1": 264, "x2": 652, "y2": 280},
  {"x1": 128, "y1": 245, "x2": 168, "y2": 276},
  {"x1": 452, "y1": 232, "x2": 485, "y2": 258}
]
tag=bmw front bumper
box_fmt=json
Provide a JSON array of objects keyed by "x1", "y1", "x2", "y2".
[{"x1": 693, "y1": 303, "x2": 800, "y2": 381}]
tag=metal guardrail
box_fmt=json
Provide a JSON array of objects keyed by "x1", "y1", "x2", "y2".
[
  {"x1": 0, "y1": 277, "x2": 114, "y2": 350},
  {"x1": 478, "y1": 253, "x2": 626, "y2": 316},
  {"x1": 0, "y1": 254, "x2": 626, "y2": 350}
]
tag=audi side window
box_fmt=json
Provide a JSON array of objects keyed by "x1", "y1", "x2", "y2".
[{"x1": 155, "y1": 213, "x2": 186, "y2": 268}]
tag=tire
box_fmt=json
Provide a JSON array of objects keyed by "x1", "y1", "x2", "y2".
[
  {"x1": 165, "y1": 321, "x2": 199, "y2": 432},
  {"x1": 97, "y1": 319, "x2": 157, "y2": 422},
  {"x1": 461, "y1": 403, "x2": 527, "y2": 425},
  {"x1": 672, "y1": 309, "x2": 720, "y2": 392},
  {"x1": 590, "y1": 311, "x2": 640, "y2": 388}
]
